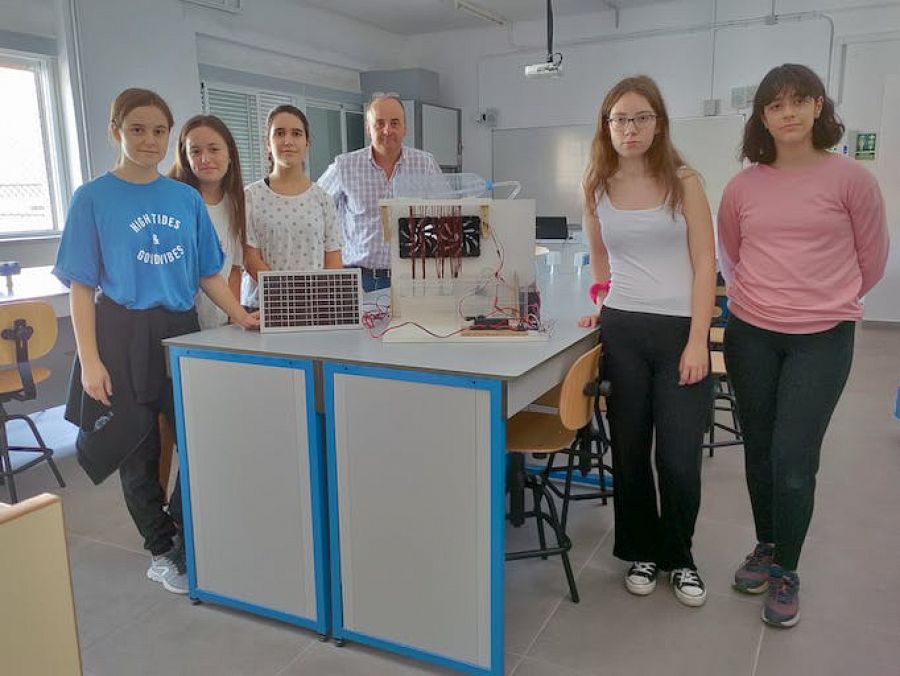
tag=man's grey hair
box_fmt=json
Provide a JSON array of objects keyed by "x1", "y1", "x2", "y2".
[{"x1": 365, "y1": 93, "x2": 405, "y2": 122}]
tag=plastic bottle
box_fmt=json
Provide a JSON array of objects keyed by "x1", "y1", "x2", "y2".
[{"x1": 393, "y1": 172, "x2": 521, "y2": 199}]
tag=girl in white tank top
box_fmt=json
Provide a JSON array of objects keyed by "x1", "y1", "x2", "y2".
[{"x1": 578, "y1": 76, "x2": 716, "y2": 608}]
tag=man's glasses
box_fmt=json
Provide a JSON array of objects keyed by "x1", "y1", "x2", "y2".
[
  {"x1": 606, "y1": 113, "x2": 658, "y2": 131},
  {"x1": 371, "y1": 91, "x2": 401, "y2": 100}
]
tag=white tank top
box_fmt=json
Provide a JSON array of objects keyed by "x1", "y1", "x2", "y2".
[{"x1": 596, "y1": 192, "x2": 693, "y2": 317}]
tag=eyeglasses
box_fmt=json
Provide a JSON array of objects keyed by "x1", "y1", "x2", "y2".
[
  {"x1": 370, "y1": 91, "x2": 401, "y2": 100},
  {"x1": 606, "y1": 113, "x2": 657, "y2": 131}
]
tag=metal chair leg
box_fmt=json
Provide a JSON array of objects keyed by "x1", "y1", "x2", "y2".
[
  {"x1": 9, "y1": 413, "x2": 65, "y2": 489},
  {"x1": 532, "y1": 481, "x2": 548, "y2": 559},
  {"x1": 46, "y1": 456, "x2": 66, "y2": 488},
  {"x1": 0, "y1": 426, "x2": 18, "y2": 503},
  {"x1": 560, "y1": 444, "x2": 577, "y2": 533},
  {"x1": 540, "y1": 477, "x2": 579, "y2": 603}
]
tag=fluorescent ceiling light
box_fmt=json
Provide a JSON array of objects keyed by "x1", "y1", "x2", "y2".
[{"x1": 455, "y1": 0, "x2": 507, "y2": 26}]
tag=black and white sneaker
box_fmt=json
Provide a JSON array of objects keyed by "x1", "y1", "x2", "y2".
[
  {"x1": 625, "y1": 561, "x2": 658, "y2": 596},
  {"x1": 671, "y1": 568, "x2": 707, "y2": 607}
]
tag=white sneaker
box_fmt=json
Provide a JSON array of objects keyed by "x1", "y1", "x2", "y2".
[
  {"x1": 625, "y1": 561, "x2": 658, "y2": 596},
  {"x1": 671, "y1": 568, "x2": 706, "y2": 607},
  {"x1": 147, "y1": 546, "x2": 188, "y2": 594}
]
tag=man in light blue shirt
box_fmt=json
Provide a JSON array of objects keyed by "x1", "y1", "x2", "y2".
[{"x1": 318, "y1": 94, "x2": 442, "y2": 291}]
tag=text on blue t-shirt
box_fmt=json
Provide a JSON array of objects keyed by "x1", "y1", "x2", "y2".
[{"x1": 53, "y1": 172, "x2": 224, "y2": 311}]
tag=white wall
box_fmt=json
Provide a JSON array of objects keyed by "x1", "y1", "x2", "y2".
[
  {"x1": 187, "y1": 0, "x2": 411, "y2": 90},
  {"x1": 66, "y1": 0, "x2": 412, "y2": 178},
  {"x1": 0, "y1": 0, "x2": 57, "y2": 37},
  {"x1": 861, "y1": 72, "x2": 900, "y2": 321},
  {"x1": 68, "y1": 0, "x2": 203, "y2": 177},
  {"x1": 412, "y1": 0, "x2": 900, "y2": 178}
]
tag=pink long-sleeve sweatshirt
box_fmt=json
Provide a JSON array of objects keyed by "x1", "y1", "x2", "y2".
[{"x1": 717, "y1": 153, "x2": 890, "y2": 334}]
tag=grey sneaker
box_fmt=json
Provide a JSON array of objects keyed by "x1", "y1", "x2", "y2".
[
  {"x1": 734, "y1": 543, "x2": 774, "y2": 594},
  {"x1": 625, "y1": 561, "x2": 658, "y2": 596},
  {"x1": 671, "y1": 568, "x2": 707, "y2": 607},
  {"x1": 147, "y1": 543, "x2": 188, "y2": 594},
  {"x1": 762, "y1": 565, "x2": 800, "y2": 628}
]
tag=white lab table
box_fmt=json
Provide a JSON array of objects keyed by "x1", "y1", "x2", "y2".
[
  {"x1": 0, "y1": 266, "x2": 69, "y2": 317},
  {"x1": 164, "y1": 244, "x2": 597, "y2": 675}
]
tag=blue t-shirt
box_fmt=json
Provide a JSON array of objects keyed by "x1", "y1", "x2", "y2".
[{"x1": 53, "y1": 172, "x2": 224, "y2": 312}]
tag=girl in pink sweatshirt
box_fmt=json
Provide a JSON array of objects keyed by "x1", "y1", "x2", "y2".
[{"x1": 718, "y1": 63, "x2": 889, "y2": 628}]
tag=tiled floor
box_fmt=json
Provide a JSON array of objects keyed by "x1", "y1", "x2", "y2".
[{"x1": 6, "y1": 324, "x2": 900, "y2": 676}]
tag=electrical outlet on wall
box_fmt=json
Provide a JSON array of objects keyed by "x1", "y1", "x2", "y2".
[
  {"x1": 731, "y1": 85, "x2": 757, "y2": 110},
  {"x1": 473, "y1": 108, "x2": 498, "y2": 126},
  {"x1": 703, "y1": 98, "x2": 721, "y2": 116}
]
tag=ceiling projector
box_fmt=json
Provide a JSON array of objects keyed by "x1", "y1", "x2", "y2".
[{"x1": 525, "y1": 61, "x2": 562, "y2": 78}]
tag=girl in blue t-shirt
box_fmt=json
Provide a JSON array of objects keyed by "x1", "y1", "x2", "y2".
[{"x1": 54, "y1": 88, "x2": 259, "y2": 595}]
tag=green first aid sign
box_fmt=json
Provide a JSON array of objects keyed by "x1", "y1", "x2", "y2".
[{"x1": 854, "y1": 132, "x2": 877, "y2": 160}]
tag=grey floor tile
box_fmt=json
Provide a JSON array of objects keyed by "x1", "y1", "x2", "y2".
[
  {"x1": 277, "y1": 640, "x2": 526, "y2": 675},
  {"x1": 794, "y1": 537, "x2": 900, "y2": 635},
  {"x1": 512, "y1": 656, "x2": 595, "y2": 676},
  {"x1": 68, "y1": 536, "x2": 172, "y2": 649},
  {"x1": 505, "y1": 558, "x2": 578, "y2": 654},
  {"x1": 815, "y1": 432, "x2": 900, "y2": 493},
  {"x1": 506, "y1": 652, "x2": 525, "y2": 674},
  {"x1": 697, "y1": 452, "x2": 756, "y2": 529},
  {"x1": 61, "y1": 472, "x2": 146, "y2": 549},
  {"x1": 527, "y1": 565, "x2": 761, "y2": 676},
  {"x1": 81, "y1": 595, "x2": 313, "y2": 676},
  {"x1": 277, "y1": 639, "x2": 456, "y2": 675},
  {"x1": 506, "y1": 491, "x2": 613, "y2": 571},
  {"x1": 807, "y1": 475, "x2": 900, "y2": 547},
  {"x1": 684, "y1": 517, "x2": 762, "y2": 603},
  {"x1": 756, "y1": 613, "x2": 900, "y2": 676}
]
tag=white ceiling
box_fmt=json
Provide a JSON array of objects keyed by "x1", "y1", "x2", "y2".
[{"x1": 297, "y1": 0, "x2": 675, "y2": 36}]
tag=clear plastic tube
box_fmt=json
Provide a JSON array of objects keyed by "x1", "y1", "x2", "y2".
[{"x1": 393, "y1": 173, "x2": 521, "y2": 199}]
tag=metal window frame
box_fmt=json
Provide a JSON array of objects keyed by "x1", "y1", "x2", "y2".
[
  {"x1": 200, "y1": 80, "x2": 366, "y2": 183},
  {"x1": 305, "y1": 98, "x2": 364, "y2": 154},
  {"x1": 0, "y1": 50, "x2": 70, "y2": 239},
  {"x1": 201, "y1": 80, "x2": 301, "y2": 184}
]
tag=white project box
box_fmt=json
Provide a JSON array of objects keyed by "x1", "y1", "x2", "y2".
[{"x1": 379, "y1": 197, "x2": 544, "y2": 343}]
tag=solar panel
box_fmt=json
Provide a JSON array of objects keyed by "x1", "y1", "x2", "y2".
[{"x1": 258, "y1": 269, "x2": 363, "y2": 333}]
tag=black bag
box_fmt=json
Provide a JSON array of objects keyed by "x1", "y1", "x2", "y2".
[{"x1": 65, "y1": 358, "x2": 155, "y2": 485}]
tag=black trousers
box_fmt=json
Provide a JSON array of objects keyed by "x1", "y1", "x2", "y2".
[
  {"x1": 601, "y1": 307, "x2": 712, "y2": 570},
  {"x1": 74, "y1": 298, "x2": 197, "y2": 556},
  {"x1": 119, "y1": 411, "x2": 181, "y2": 556},
  {"x1": 724, "y1": 315, "x2": 854, "y2": 571}
]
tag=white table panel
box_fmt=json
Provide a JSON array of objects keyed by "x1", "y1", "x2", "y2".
[
  {"x1": 180, "y1": 358, "x2": 316, "y2": 618},
  {"x1": 332, "y1": 373, "x2": 492, "y2": 667}
]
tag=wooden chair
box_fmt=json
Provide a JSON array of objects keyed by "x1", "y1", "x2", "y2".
[
  {"x1": 0, "y1": 493, "x2": 82, "y2": 675},
  {"x1": 531, "y1": 372, "x2": 613, "y2": 524},
  {"x1": 712, "y1": 273, "x2": 729, "y2": 327},
  {"x1": 704, "y1": 346, "x2": 743, "y2": 457},
  {"x1": 0, "y1": 301, "x2": 65, "y2": 503},
  {"x1": 505, "y1": 344, "x2": 605, "y2": 604}
]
